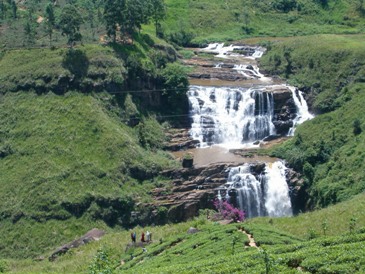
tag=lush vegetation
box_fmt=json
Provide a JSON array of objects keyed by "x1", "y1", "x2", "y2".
[
  {"x1": 162, "y1": 0, "x2": 365, "y2": 45},
  {"x1": 258, "y1": 34, "x2": 365, "y2": 209},
  {"x1": 1, "y1": 0, "x2": 365, "y2": 272},
  {"x1": 0, "y1": 90, "x2": 179, "y2": 258},
  {"x1": 2, "y1": 0, "x2": 365, "y2": 48},
  {"x1": 4, "y1": 193, "x2": 364, "y2": 273}
]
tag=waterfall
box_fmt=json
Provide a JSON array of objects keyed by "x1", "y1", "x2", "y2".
[
  {"x1": 288, "y1": 86, "x2": 314, "y2": 135},
  {"x1": 264, "y1": 162, "x2": 292, "y2": 217},
  {"x1": 188, "y1": 85, "x2": 276, "y2": 147},
  {"x1": 224, "y1": 162, "x2": 292, "y2": 218}
]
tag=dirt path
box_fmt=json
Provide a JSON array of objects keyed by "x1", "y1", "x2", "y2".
[{"x1": 239, "y1": 228, "x2": 258, "y2": 248}]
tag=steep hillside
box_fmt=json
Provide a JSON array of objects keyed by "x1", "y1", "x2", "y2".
[
  {"x1": 0, "y1": 91, "x2": 179, "y2": 259},
  {"x1": 0, "y1": 35, "x2": 191, "y2": 259},
  {"x1": 259, "y1": 34, "x2": 365, "y2": 208}
]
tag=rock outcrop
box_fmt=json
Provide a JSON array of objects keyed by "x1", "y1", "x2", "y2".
[
  {"x1": 149, "y1": 163, "x2": 232, "y2": 222},
  {"x1": 49, "y1": 228, "x2": 105, "y2": 261},
  {"x1": 164, "y1": 128, "x2": 199, "y2": 151},
  {"x1": 286, "y1": 168, "x2": 307, "y2": 214}
]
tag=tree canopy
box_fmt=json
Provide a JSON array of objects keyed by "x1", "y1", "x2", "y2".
[{"x1": 59, "y1": 4, "x2": 83, "y2": 47}]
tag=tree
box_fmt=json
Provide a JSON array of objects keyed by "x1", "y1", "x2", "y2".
[
  {"x1": 149, "y1": 0, "x2": 166, "y2": 37},
  {"x1": 44, "y1": 3, "x2": 55, "y2": 46},
  {"x1": 160, "y1": 62, "x2": 190, "y2": 114},
  {"x1": 58, "y1": 5, "x2": 83, "y2": 47},
  {"x1": 80, "y1": 0, "x2": 98, "y2": 40},
  {"x1": 0, "y1": 0, "x2": 8, "y2": 20},
  {"x1": 123, "y1": 0, "x2": 150, "y2": 35},
  {"x1": 103, "y1": 0, "x2": 124, "y2": 42},
  {"x1": 242, "y1": 10, "x2": 250, "y2": 34},
  {"x1": 353, "y1": 119, "x2": 362, "y2": 135},
  {"x1": 24, "y1": 11, "x2": 36, "y2": 46},
  {"x1": 103, "y1": 0, "x2": 153, "y2": 43},
  {"x1": 10, "y1": 0, "x2": 16, "y2": 19}
]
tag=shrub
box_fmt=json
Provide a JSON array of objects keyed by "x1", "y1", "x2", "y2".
[
  {"x1": 88, "y1": 247, "x2": 115, "y2": 274},
  {"x1": 213, "y1": 200, "x2": 245, "y2": 222}
]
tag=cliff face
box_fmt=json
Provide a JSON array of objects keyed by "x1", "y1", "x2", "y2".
[{"x1": 146, "y1": 162, "x2": 306, "y2": 223}]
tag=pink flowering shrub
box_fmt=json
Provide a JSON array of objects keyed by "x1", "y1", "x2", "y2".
[{"x1": 213, "y1": 199, "x2": 245, "y2": 222}]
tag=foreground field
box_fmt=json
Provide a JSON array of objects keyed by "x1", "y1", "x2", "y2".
[{"x1": 4, "y1": 193, "x2": 364, "y2": 273}]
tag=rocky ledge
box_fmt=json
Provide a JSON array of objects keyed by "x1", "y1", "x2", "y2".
[
  {"x1": 147, "y1": 161, "x2": 305, "y2": 223},
  {"x1": 164, "y1": 128, "x2": 199, "y2": 151},
  {"x1": 150, "y1": 163, "x2": 232, "y2": 222}
]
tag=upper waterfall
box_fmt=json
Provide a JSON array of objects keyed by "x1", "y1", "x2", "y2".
[
  {"x1": 188, "y1": 43, "x2": 313, "y2": 148},
  {"x1": 189, "y1": 85, "x2": 276, "y2": 147}
]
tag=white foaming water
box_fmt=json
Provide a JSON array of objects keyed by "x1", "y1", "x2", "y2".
[
  {"x1": 224, "y1": 161, "x2": 292, "y2": 218},
  {"x1": 226, "y1": 164, "x2": 265, "y2": 218},
  {"x1": 288, "y1": 86, "x2": 314, "y2": 135},
  {"x1": 188, "y1": 85, "x2": 276, "y2": 147},
  {"x1": 190, "y1": 43, "x2": 313, "y2": 147},
  {"x1": 264, "y1": 161, "x2": 292, "y2": 217},
  {"x1": 201, "y1": 43, "x2": 265, "y2": 59}
]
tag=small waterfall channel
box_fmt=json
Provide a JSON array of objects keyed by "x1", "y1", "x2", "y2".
[{"x1": 187, "y1": 43, "x2": 312, "y2": 218}]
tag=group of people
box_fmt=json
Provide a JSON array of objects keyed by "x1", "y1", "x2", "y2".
[{"x1": 130, "y1": 230, "x2": 152, "y2": 243}]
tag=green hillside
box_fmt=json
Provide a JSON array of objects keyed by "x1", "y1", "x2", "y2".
[
  {"x1": 5, "y1": 193, "x2": 365, "y2": 273},
  {"x1": 0, "y1": 90, "x2": 179, "y2": 259},
  {"x1": 1, "y1": 0, "x2": 365, "y2": 272},
  {"x1": 162, "y1": 0, "x2": 365, "y2": 45},
  {"x1": 258, "y1": 34, "x2": 365, "y2": 209}
]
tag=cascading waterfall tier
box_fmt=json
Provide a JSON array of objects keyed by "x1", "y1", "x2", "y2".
[
  {"x1": 218, "y1": 161, "x2": 292, "y2": 218},
  {"x1": 188, "y1": 85, "x2": 276, "y2": 147}
]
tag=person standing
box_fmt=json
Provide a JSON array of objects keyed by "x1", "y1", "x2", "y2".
[
  {"x1": 141, "y1": 232, "x2": 145, "y2": 242},
  {"x1": 146, "y1": 231, "x2": 150, "y2": 242}
]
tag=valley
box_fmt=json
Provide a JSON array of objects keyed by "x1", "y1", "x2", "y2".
[{"x1": 1, "y1": 0, "x2": 365, "y2": 273}]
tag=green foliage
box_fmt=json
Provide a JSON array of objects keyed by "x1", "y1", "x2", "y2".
[
  {"x1": 353, "y1": 118, "x2": 362, "y2": 135},
  {"x1": 6, "y1": 194, "x2": 365, "y2": 273},
  {"x1": 88, "y1": 247, "x2": 115, "y2": 274},
  {"x1": 0, "y1": 91, "x2": 177, "y2": 258},
  {"x1": 103, "y1": 0, "x2": 167, "y2": 42},
  {"x1": 59, "y1": 5, "x2": 83, "y2": 47},
  {"x1": 264, "y1": 35, "x2": 365, "y2": 208},
  {"x1": 349, "y1": 216, "x2": 357, "y2": 234},
  {"x1": 44, "y1": 3, "x2": 56, "y2": 46},
  {"x1": 0, "y1": 45, "x2": 126, "y2": 93},
  {"x1": 0, "y1": 260, "x2": 8, "y2": 273},
  {"x1": 136, "y1": 117, "x2": 167, "y2": 150},
  {"x1": 160, "y1": 62, "x2": 189, "y2": 114}
]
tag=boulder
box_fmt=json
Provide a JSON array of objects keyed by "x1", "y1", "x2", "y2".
[
  {"x1": 49, "y1": 228, "x2": 105, "y2": 261},
  {"x1": 187, "y1": 227, "x2": 199, "y2": 234}
]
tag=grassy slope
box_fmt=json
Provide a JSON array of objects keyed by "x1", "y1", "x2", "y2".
[
  {"x1": 163, "y1": 0, "x2": 365, "y2": 44},
  {"x1": 7, "y1": 194, "x2": 365, "y2": 273},
  {"x1": 258, "y1": 34, "x2": 365, "y2": 208},
  {"x1": 0, "y1": 44, "x2": 126, "y2": 93},
  {"x1": 0, "y1": 91, "x2": 176, "y2": 259},
  {"x1": 1, "y1": 0, "x2": 363, "y2": 48},
  {"x1": 1, "y1": 0, "x2": 365, "y2": 269}
]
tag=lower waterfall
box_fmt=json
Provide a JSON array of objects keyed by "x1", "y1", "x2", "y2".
[{"x1": 221, "y1": 161, "x2": 292, "y2": 218}]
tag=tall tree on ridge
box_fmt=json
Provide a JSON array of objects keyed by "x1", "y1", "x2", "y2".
[
  {"x1": 59, "y1": 4, "x2": 83, "y2": 47},
  {"x1": 44, "y1": 2, "x2": 55, "y2": 46},
  {"x1": 103, "y1": 0, "x2": 125, "y2": 42},
  {"x1": 149, "y1": 0, "x2": 166, "y2": 37}
]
